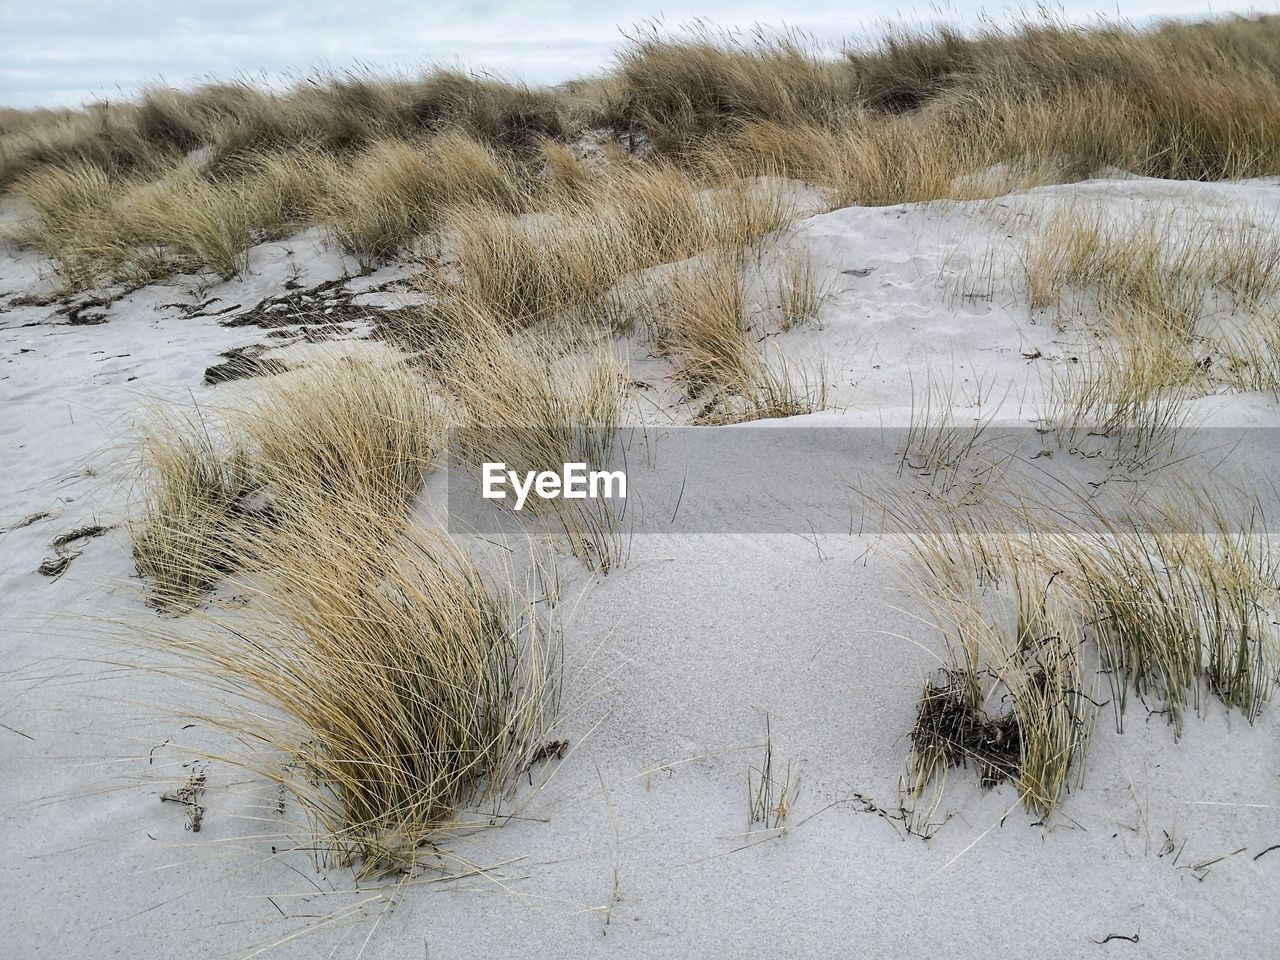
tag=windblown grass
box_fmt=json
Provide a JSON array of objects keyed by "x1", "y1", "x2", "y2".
[
  {"x1": 130, "y1": 356, "x2": 440, "y2": 609},
  {"x1": 1024, "y1": 205, "x2": 1280, "y2": 332},
  {"x1": 139, "y1": 500, "x2": 559, "y2": 875},
  {"x1": 1022, "y1": 205, "x2": 1280, "y2": 454},
  {"x1": 616, "y1": 16, "x2": 1280, "y2": 180},
  {"x1": 123, "y1": 168, "x2": 255, "y2": 279},
  {"x1": 17, "y1": 17, "x2": 1280, "y2": 298},
  {"x1": 320, "y1": 133, "x2": 523, "y2": 265},
  {"x1": 235, "y1": 357, "x2": 442, "y2": 509},
  {"x1": 13, "y1": 156, "x2": 319, "y2": 290},
  {"x1": 0, "y1": 69, "x2": 564, "y2": 188},
  {"x1": 130, "y1": 412, "x2": 260, "y2": 612},
  {"x1": 428, "y1": 296, "x2": 628, "y2": 569},
  {"x1": 440, "y1": 164, "x2": 791, "y2": 330},
  {"x1": 442, "y1": 202, "x2": 626, "y2": 328},
  {"x1": 129, "y1": 348, "x2": 557, "y2": 874},
  {"x1": 650, "y1": 253, "x2": 827, "y2": 423},
  {"x1": 895, "y1": 492, "x2": 1280, "y2": 815},
  {"x1": 10, "y1": 162, "x2": 135, "y2": 290}
]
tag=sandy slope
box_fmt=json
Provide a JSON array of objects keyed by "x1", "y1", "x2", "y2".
[{"x1": 1, "y1": 179, "x2": 1277, "y2": 958}]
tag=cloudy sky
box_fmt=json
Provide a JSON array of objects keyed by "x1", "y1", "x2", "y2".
[{"x1": 1, "y1": 1, "x2": 1272, "y2": 108}]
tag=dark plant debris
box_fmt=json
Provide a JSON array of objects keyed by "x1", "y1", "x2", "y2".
[
  {"x1": 221, "y1": 278, "x2": 356, "y2": 328},
  {"x1": 161, "y1": 764, "x2": 209, "y2": 832},
  {"x1": 912, "y1": 669, "x2": 1023, "y2": 789},
  {"x1": 2, "y1": 510, "x2": 51, "y2": 533},
  {"x1": 51, "y1": 523, "x2": 113, "y2": 549},
  {"x1": 204, "y1": 345, "x2": 289, "y2": 385},
  {"x1": 37, "y1": 553, "x2": 76, "y2": 578}
]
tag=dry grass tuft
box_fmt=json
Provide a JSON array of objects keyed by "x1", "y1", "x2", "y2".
[
  {"x1": 607, "y1": 28, "x2": 855, "y2": 155},
  {"x1": 143, "y1": 504, "x2": 559, "y2": 874},
  {"x1": 1048, "y1": 314, "x2": 1197, "y2": 464},
  {"x1": 123, "y1": 168, "x2": 255, "y2": 279},
  {"x1": 130, "y1": 413, "x2": 261, "y2": 612},
  {"x1": 902, "y1": 531, "x2": 1092, "y2": 816},
  {"x1": 130, "y1": 351, "x2": 557, "y2": 873},
  {"x1": 10, "y1": 162, "x2": 135, "y2": 290},
  {"x1": 130, "y1": 357, "x2": 440, "y2": 609},
  {"x1": 649, "y1": 253, "x2": 828, "y2": 424},
  {"x1": 235, "y1": 357, "x2": 442, "y2": 511},
  {"x1": 746, "y1": 716, "x2": 800, "y2": 831},
  {"x1": 773, "y1": 251, "x2": 828, "y2": 330},
  {"x1": 428, "y1": 296, "x2": 629, "y2": 569},
  {"x1": 1021, "y1": 205, "x2": 1280, "y2": 455},
  {"x1": 439, "y1": 165, "x2": 792, "y2": 331},
  {"x1": 1024, "y1": 205, "x2": 1280, "y2": 333},
  {"x1": 443, "y1": 203, "x2": 625, "y2": 328},
  {"x1": 657, "y1": 253, "x2": 761, "y2": 396},
  {"x1": 321, "y1": 134, "x2": 523, "y2": 265}
]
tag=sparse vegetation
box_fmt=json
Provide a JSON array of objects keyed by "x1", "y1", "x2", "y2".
[
  {"x1": 896, "y1": 494, "x2": 1280, "y2": 815},
  {"x1": 1023, "y1": 205, "x2": 1280, "y2": 330},
  {"x1": 26, "y1": 11, "x2": 1280, "y2": 894},
  {"x1": 1020, "y1": 204, "x2": 1280, "y2": 456},
  {"x1": 650, "y1": 252, "x2": 827, "y2": 423},
  {"x1": 746, "y1": 716, "x2": 800, "y2": 831}
]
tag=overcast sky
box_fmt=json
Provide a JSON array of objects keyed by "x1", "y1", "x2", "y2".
[{"x1": 1, "y1": 1, "x2": 1274, "y2": 109}]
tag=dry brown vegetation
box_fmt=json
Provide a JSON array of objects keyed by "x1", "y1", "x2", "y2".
[
  {"x1": 131, "y1": 356, "x2": 441, "y2": 610},
  {"x1": 129, "y1": 355, "x2": 562, "y2": 872},
  {"x1": 76, "y1": 12, "x2": 1280, "y2": 868},
  {"x1": 8, "y1": 15, "x2": 1280, "y2": 296},
  {"x1": 646, "y1": 252, "x2": 827, "y2": 423},
  {"x1": 140, "y1": 498, "x2": 558, "y2": 874}
]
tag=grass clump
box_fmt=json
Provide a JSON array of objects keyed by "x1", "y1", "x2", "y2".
[
  {"x1": 1048, "y1": 314, "x2": 1197, "y2": 464},
  {"x1": 321, "y1": 133, "x2": 523, "y2": 265},
  {"x1": 443, "y1": 202, "x2": 625, "y2": 328},
  {"x1": 607, "y1": 28, "x2": 855, "y2": 154},
  {"x1": 1022, "y1": 205, "x2": 1280, "y2": 455},
  {"x1": 123, "y1": 168, "x2": 255, "y2": 279},
  {"x1": 10, "y1": 162, "x2": 134, "y2": 290},
  {"x1": 429, "y1": 296, "x2": 628, "y2": 570},
  {"x1": 773, "y1": 252, "x2": 827, "y2": 331},
  {"x1": 236, "y1": 357, "x2": 442, "y2": 511},
  {"x1": 1069, "y1": 512, "x2": 1280, "y2": 732},
  {"x1": 130, "y1": 415, "x2": 261, "y2": 612},
  {"x1": 1023, "y1": 205, "x2": 1280, "y2": 332},
  {"x1": 903, "y1": 538, "x2": 1092, "y2": 816},
  {"x1": 144, "y1": 502, "x2": 559, "y2": 874},
  {"x1": 130, "y1": 356, "x2": 440, "y2": 610},
  {"x1": 439, "y1": 165, "x2": 792, "y2": 331},
  {"x1": 130, "y1": 353, "x2": 555, "y2": 873},
  {"x1": 896, "y1": 494, "x2": 1280, "y2": 816},
  {"x1": 651, "y1": 253, "x2": 827, "y2": 423}
]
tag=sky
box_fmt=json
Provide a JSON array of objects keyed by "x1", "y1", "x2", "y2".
[{"x1": 1, "y1": 1, "x2": 1274, "y2": 109}]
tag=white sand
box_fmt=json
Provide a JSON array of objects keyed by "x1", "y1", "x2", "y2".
[{"x1": 1, "y1": 178, "x2": 1277, "y2": 958}]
